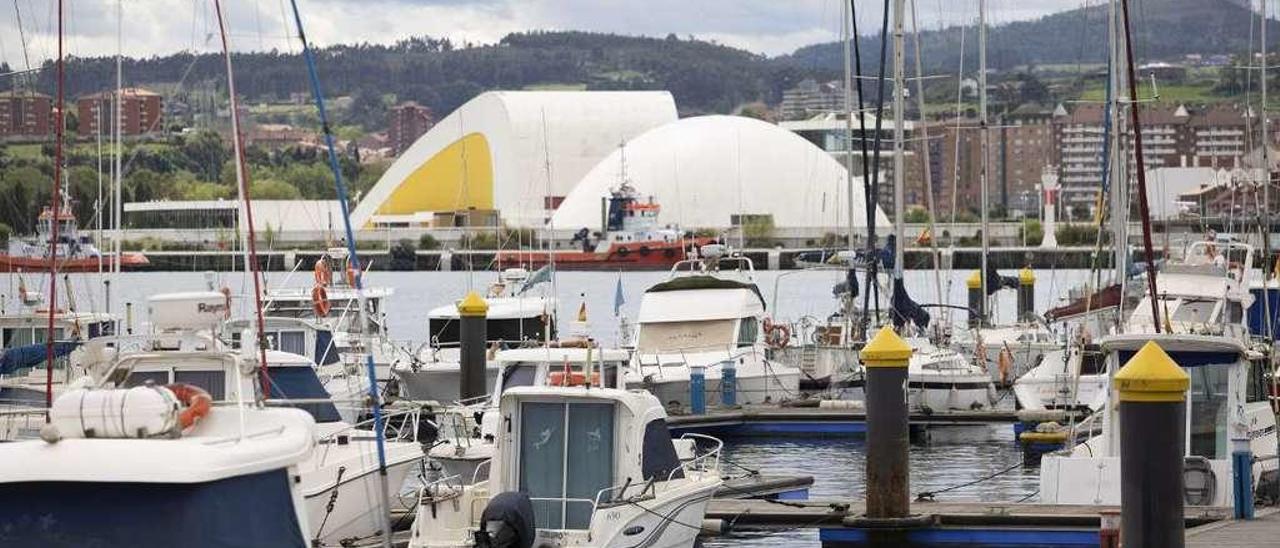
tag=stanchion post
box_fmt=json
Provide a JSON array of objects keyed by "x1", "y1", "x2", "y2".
[
  {"x1": 862, "y1": 326, "x2": 913, "y2": 518},
  {"x1": 689, "y1": 364, "x2": 706, "y2": 415},
  {"x1": 1116, "y1": 340, "x2": 1189, "y2": 548},
  {"x1": 457, "y1": 291, "x2": 489, "y2": 401}
]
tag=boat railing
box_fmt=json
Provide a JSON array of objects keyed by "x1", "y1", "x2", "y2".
[
  {"x1": 0, "y1": 407, "x2": 47, "y2": 440},
  {"x1": 676, "y1": 432, "x2": 723, "y2": 478},
  {"x1": 312, "y1": 405, "x2": 434, "y2": 467}
]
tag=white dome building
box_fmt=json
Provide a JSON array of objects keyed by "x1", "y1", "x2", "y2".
[
  {"x1": 350, "y1": 91, "x2": 677, "y2": 229},
  {"x1": 550, "y1": 115, "x2": 890, "y2": 233}
]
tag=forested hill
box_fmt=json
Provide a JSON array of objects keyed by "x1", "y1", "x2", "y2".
[
  {"x1": 786, "y1": 0, "x2": 1276, "y2": 75},
  {"x1": 34, "y1": 32, "x2": 832, "y2": 126}
]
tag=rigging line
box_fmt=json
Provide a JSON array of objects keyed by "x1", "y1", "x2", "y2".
[
  {"x1": 12, "y1": 0, "x2": 32, "y2": 80},
  {"x1": 286, "y1": 3, "x2": 394, "y2": 546},
  {"x1": 214, "y1": 0, "x2": 273, "y2": 395},
  {"x1": 1120, "y1": 0, "x2": 1161, "y2": 331},
  {"x1": 43, "y1": 0, "x2": 63, "y2": 410},
  {"x1": 908, "y1": 0, "x2": 944, "y2": 318},
  {"x1": 856, "y1": 0, "x2": 891, "y2": 326}
]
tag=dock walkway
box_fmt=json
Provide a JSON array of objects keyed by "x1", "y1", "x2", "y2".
[{"x1": 1188, "y1": 508, "x2": 1280, "y2": 547}]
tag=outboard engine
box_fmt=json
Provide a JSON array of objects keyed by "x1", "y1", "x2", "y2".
[{"x1": 475, "y1": 491, "x2": 536, "y2": 548}]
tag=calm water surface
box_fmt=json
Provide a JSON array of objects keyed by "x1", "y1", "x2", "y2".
[{"x1": 35, "y1": 268, "x2": 1064, "y2": 547}]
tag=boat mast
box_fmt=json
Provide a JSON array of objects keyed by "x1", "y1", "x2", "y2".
[
  {"x1": 892, "y1": 0, "x2": 906, "y2": 282},
  {"x1": 111, "y1": 0, "x2": 123, "y2": 323},
  {"x1": 1261, "y1": 0, "x2": 1274, "y2": 346},
  {"x1": 909, "y1": 0, "x2": 944, "y2": 319},
  {"x1": 978, "y1": 0, "x2": 990, "y2": 326},
  {"x1": 841, "y1": 2, "x2": 856, "y2": 259},
  {"x1": 285, "y1": 3, "x2": 394, "y2": 545},
  {"x1": 1107, "y1": 0, "x2": 1129, "y2": 329},
  {"x1": 44, "y1": 0, "x2": 65, "y2": 409},
  {"x1": 213, "y1": 0, "x2": 273, "y2": 391},
  {"x1": 1119, "y1": 0, "x2": 1161, "y2": 330}
]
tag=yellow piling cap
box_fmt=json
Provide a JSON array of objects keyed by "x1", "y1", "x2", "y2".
[
  {"x1": 1019, "y1": 267, "x2": 1036, "y2": 285},
  {"x1": 861, "y1": 326, "x2": 913, "y2": 368},
  {"x1": 1114, "y1": 341, "x2": 1189, "y2": 402},
  {"x1": 457, "y1": 291, "x2": 489, "y2": 317},
  {"x1": 966, "y1": 270, "x2": 982, "y2": 289}
]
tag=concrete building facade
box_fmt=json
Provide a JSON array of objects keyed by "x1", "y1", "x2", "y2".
[
  {"x1": 0, "y1": 90, "x2": 51, "y2": 138},
  {"x1": 77, "y1": 88, "x2": 163, "y2": 137}
]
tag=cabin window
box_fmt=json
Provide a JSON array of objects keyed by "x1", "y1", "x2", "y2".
[
  {"x1": 1248, "y1": 359, "x2": 1269, "y2": 404},
  {"x1": 124, "y1": 370, "x2": 226, "y2": 401},
  {"x1": 737, "y1": 317, "x2": 759, "y2": 348},
  {"x1": 518, "y1": 401, "x2": 615, "y2": 530},
  {"x1": 123, "y1": 371, "x2": 170, "y2": 390},
  {"x1": 641, "y1": 419, "x2": 684, "y2": 481},
  {"x1": 267, "y1": 330, "x2": 307, "y2": 356},
  {"x1": 636, "y1": 320, "x2": 736, "y2": 353},
  {"x1": 1078, "y1": 347, "x2": 1105, "y2": 376},
  {"x1": 1171, "y1": 299, "x2": 1215, "y2": 324},
  {"x1": 1187, "y1": 363, "x2": 1232, "y2": 460},
  {"x1": 501, "y1": 364, "x2": 539, "y2": 390},
  {"x1": 429, "y1": 317, "x2": 552, "y2": 346},
  {"x1": 266, "y1": 366, "x2": 342, "y2": 423}
]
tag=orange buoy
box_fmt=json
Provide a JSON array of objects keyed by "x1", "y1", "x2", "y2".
[{"x1": 313, "y1": 259, "x2": 332, "y2": 287}]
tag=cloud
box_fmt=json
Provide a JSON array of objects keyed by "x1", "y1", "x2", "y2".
[{"x1": 0, "y1": 0, "x2": 1095, "y2": 67}]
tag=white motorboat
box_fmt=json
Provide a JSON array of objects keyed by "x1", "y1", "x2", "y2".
[
  {"x1": 625, "y1": 251, "x2": 801, "y2": 409},
  {"x1": 1016, "y1": 239, "x2": 1258, "y2": 412},
  {"x1": 0, "y1": 392, "x2": 316, "y2": 547},
  {"x1": 903, "y1": 337, "x2": 998, "y2": 412},
  {"x1": 408, "y1": 385, "x2": 723, "y2": 548},
  {"x1": 428, "y1": 345, "x2": 632, "y2": 486},
  {"x1": 769, "y1": 268, "x2": 863, "y2": 390},
  {"x1": 90, "y1": 291, "x2": 427, "y2": 546},
  {"x1": 393, "y1": 268, "x2": 556, "y2": 402},
  {"x1": 1039, "y1": 334, "x2": 1279, "y2": 506},
  {"x1": 264, "y1": 248, "x2": 400, "y2": 382}
]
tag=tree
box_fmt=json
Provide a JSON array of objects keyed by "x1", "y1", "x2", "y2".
[
  {"x1": 179, "y1": 131, "x2": 230, "y2": 182},
  {"x1": 251, "y1": 179, "x2": 302, "y2": 200}
]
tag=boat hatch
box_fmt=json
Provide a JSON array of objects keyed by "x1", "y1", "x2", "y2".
[{"x1": 518, "y1": 400, "x2": 615, "y2": 530}]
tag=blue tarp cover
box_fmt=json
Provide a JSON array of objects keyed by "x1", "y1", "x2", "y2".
[{"x1": 0, "y1": 341, "x2": 79, "y2": 375}]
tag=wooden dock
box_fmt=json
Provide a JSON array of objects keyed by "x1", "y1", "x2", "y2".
[
  {"x1": 666, "y1": 406, "x2": 1084, "y2": 436},
  {"x1": 1188, "y1": 507, "x2": 1280, "y2": 547},
  {"x1": 704, "y1": 498, "x2": 1229, "y2": 529}
]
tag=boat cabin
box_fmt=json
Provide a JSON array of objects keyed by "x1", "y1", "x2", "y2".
[
  {"x1": 223, "y1": 317, "x2": 341, "y2": 366},
  {"x1": 490, "y1": 387, "x2": 691, "y2": 530},
  {"x1": 634, "y1": 276, "x2": 766, "y2": 356}
]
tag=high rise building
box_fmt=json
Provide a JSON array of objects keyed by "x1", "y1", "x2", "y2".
[
  {"x1": 0, "y1": 90, "x2": 52, "y2": 138},
  {"x1": 77, "y1": 88, "x2": 164, "y2": 137},
  {"x1": 387, "y1": 101, "x2": 434, "y2": 155}
]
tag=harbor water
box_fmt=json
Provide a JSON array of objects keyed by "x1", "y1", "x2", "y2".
[{"x1": 35, "y1": 268, "x2": 1089, "y2": 547}]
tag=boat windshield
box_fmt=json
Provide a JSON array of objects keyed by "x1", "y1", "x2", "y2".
[
  {"x1": 1187, "y1": 361, "x2": 1232, "y2": 460},
  {"x1": 519, "y1": 401, "x2": 616, "y2": 530},
  {"x1": 1170, "y1": 299, "x2": 1217, "y2": 324},
  {"x1": 636, "y1": 319, "x2": 736, "y2": 353},
  {"x1": 0, "y1": 470, "x2": 306, "y2": 547}
]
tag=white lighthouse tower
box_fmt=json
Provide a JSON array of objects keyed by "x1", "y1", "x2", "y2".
[{"x1": 1040, "y1": 167, "x2": 1059, "y2": 249}]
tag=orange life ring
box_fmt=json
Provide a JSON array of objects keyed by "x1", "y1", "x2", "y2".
[
  {"x1": 764, "y1": 320, "x2": 790, "y2": 349},
  {"x1": 167, "y1": 383, "x2": 212, "y2": 430},
  {"x1": 314, "y1": 259, "x2": 332, "y2": 287},
  {"x1": 312, "y1": 285, "x2": 331, "y2": 317}
]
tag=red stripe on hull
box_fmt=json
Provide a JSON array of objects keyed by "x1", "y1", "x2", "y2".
[{"x1": 0, "y1": 253, "x2": 149, "y2": 273}]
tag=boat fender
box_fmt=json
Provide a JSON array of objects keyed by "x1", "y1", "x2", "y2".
[
  {"x1": 312, "y1": 285, "x2": 331, "y2": 317},
  {"x1": 664, "y1": 248, "x2": 677, "y2": 259},
  {"x1": 476, "y1": 491, "x2": 536, "y2": 548},
  {"x1": 638, "y1": 246, "x2": 652, "y2": 256},
  {"x1": 346, "y1": 265, "x2": 360, "y2": 287},
  {"x1": 616, "y1": 246, "x2": 631, "y2": 257}
]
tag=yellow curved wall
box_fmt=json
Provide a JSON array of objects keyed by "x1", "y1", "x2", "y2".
[{"x1": 375, "y1": 133, "x2": 494, "y2": 215}]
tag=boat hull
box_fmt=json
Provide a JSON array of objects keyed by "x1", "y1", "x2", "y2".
[
  {"x1": 495, "y1": 238, "x2": 714, "y2": 271},
  {"x1": 393, "y1": 363, "x2": 501, "y2": 403},
  {"x1": 0, "y1": 252, "x2": 149, "y2": 273},
  {"x1": 633, "y1": 369, "x2": 801, "y2": 409}
]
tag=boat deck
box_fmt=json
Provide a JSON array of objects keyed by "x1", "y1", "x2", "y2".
[{"x1": 1188, "y1": 508, "x2": 1280, "y2": 547}]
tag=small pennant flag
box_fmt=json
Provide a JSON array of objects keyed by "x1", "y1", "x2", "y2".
[{"x1": 613, "y1": 277, "x2": 626, "y2": 317}]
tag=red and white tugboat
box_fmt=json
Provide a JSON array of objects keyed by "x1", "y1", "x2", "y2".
[
  {"x1": 0, "y1": 204, "x2": 148, "y2": 273},
  {"x1": 499, "y1": 182, "x2": 712, "y2": 271}
]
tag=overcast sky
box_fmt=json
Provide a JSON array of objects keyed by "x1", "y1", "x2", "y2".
[{"x1": 0, "y1": 0, "x2": 1099, "y2": 67}]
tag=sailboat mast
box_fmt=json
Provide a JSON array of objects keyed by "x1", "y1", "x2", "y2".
[
  {"x1": 1262, "y1": 0, "x2": 1274, "y2": 345},
  {"x1": 842, "y1": 3, "x2": 856, "y2": 256},
  {"x1": 111, "y1": 0, "x2": 123, "y2": 321},
  {"x1": 44, "y1": 0, "x2": 65, "y2": 408},
  {"x1": 213, "y1": 0, "x2": 274, "y2": 391},
  {"x1": 978, "y1": 0, "x2": 990, "y2": 325},
  {"x1": 892, "y1": 0, "x2": 906, "y2": 280},
  {"x1": 1108, "y1": 0, "x2": 1129, "y2": 326},
  {"x1": 286, "y1": 3, "x2": 394, "y2": 545},
  {"x1": 1119, "y1": 0, "x2": 1162, "y2": 330}
]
